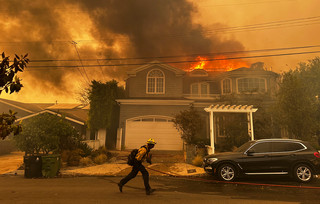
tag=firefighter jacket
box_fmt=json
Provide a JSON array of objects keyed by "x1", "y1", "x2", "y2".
[{"x1": 135, "y1": 145, "x2": 150, "y2": 162}]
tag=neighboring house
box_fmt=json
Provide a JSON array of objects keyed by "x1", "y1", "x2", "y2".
[
  {"x1": 117, "y1": 61, "x2": 279, "y2": 151},
  {"x1": 0, "y1": 98, "x2": 104, "y2": 150}
]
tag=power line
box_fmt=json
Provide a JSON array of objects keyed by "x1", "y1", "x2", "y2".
[
  {"x1": 205, "y1": 16, "x2": 320, "y2": 32},
  {"x1": 71, "y1": 41, "x2": 90, "y2": 84},
  {"x1": 25, "y1": 50, "x2": 320, "y2": 70}
]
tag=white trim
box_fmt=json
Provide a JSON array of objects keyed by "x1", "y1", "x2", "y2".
[
  {"x1": 127, "y1": 60, "x2": 185, "y2": 76},
  {"x1": 116, "y1": 99, "x2": 194, "y2": 105},
  {"x1": 146, "y1": 68, "x2": 165, "y2": 94},
  {"x1": 204, "y1": 104, "x2": 258, "y2": 113},
  {"x1": 236, "y1": 77, "x2": 267, "y2": 94},
  {"x1": 204, "y1": 104, "x2": 258, "y2": 154},
  {"x1": 0, "y1": 99, "x2": 34, "y2": 113},
  {"x1": 127, "y1": 115, "x2": 175, "y2": 122},
  {"x1": 189, "y1": 69, "x2": 208, "y2": 77},
  {"x1": 16, "y1": 110, "x2": 85, "y2": 125}
]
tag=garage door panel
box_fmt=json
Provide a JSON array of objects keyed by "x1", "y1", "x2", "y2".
[{"x1": 126, "y1": 118, "x2": 183, "y2": 150}]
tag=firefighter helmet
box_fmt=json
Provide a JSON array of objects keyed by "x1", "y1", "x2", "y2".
[{"x1": 147, "y1": 138, "x2": 156, "y2": 145}]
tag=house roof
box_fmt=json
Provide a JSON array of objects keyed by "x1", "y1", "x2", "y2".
[
  {"x1": 46, "y1": 104, "x2": 81, "y2": 110},
  {"x1": 127, "y1": 60, "x2": 186, "y2": 77},
  {"x1": 16, "y1": 110, "x2": 86, "y2": 125},
  {"x1": 0, "y1": 98, "x2": 88, "y2": 125},
  {"x1": 0, "y1": 98, "x2": 53, "y2": 114}
]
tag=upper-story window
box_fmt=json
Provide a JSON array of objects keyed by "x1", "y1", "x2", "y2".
[
  {"x1": 191, "y1": 82, "x2": 209, "y2": 96},
  {"x1": 147, "y1": 69, "x2": 165, "y2": 94},
  {"x1": 237, "y1": 78, "x2": 266, "y2": 93},
  {"x1": 222, "y1": 79, "x2": 231, "y2": 94}
]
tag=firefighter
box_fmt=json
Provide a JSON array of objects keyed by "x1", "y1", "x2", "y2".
[{"x1": 118, "y1": 138, "x2": 156, "y2": 195}]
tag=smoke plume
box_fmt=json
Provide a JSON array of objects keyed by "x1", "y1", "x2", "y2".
[{"x1": 0, "y1": 0, "x2": 245, "y2": 101}]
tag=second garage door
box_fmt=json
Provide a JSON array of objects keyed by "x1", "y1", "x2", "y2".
[{"x1": 125, "y1": 116, "x2": 183, "y2": 150}]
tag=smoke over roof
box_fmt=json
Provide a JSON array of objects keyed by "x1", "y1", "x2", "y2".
[{"x1": 0, "y1": 0, "x2": 245, "y2": 101}]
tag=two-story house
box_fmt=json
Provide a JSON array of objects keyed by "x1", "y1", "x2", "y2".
[{"x1": 117, "y1": 61, "x2": 279, "y2": 151}]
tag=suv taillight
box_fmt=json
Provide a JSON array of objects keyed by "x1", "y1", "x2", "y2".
[{"x1": 314, "y1": 151, "x2": 320, "y2": 158}]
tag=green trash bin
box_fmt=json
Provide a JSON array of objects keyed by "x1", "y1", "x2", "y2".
[
  {"x1": 41, "y1": 154, "x2": 61, "y2": 178},
  {"x1": 24, "y1": 155, "x2": 42, "y2": 178}
]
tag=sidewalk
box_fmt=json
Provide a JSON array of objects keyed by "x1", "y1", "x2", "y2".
[{"x1": 1, "y1": 151, "x2": 205, "y2": 177}]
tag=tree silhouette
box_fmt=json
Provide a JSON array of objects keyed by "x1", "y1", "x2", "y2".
[{"x1": 0, "y1": 52, "x2": 29, "y2": 139}]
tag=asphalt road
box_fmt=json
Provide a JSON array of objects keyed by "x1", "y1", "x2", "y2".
[{"x1": 0, "y1": 174, "x2": 319, "y2": 204}]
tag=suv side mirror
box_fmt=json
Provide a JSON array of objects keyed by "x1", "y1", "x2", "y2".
[{"x1": 246, "y1": 149, "x2": 255, "y2": 156}]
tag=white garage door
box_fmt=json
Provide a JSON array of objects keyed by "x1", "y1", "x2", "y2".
[{"x1": 125, "y1": 116, "x2": 183, "y2": 150}]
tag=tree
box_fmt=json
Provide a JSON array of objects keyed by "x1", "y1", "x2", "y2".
[
  {"x1": 13, "y1": 113, "x2": 82, "y2": 155},
  {"x1": 275, "y1": 57, "x2": 320, "y2": 142},
  {"x1": 173, "y1": 105, "x2": 204, "y2": 145},
  {"x1": 88, "y1": 80, "x2": 125, "y2": 149},
  {"x1": 0, "y1": 52, "x2": 29, "y2": 139}
]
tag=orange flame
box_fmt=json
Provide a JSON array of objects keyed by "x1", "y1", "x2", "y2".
[
  {"x1": 191, "y1": 56, "x2": 208, "y2": 70},
  {"x1": 189, "y1": 55, "x2": 249, "y2": 72}
]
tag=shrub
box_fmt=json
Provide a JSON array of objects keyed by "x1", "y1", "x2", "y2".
[
  {"x1": 192, "y1": 155, "x2": 203, "y2": 167},
  {"x1": 13, "y1": 113, "x2": 81, "y2": 155},
  {"x1": 67, "y1": 149, "x2": 83, "y2": 166},
  {"x1": 80, "y1": 157, "x2": 94, "y2": 166},
  {"x1": 78, "y1": 142, "x2": 93, "y2": 157},
  {"x1": 60, "y1": 150, "x2": 71, "y2": 162},
  {"x1": 93, "y1": 154, "x2": 108, "y2": 165},
  {"x1": 91, "y1": 146, "x2": 112, "y2": 161},
  {"x1": 97, "y1": 146, "x2": 108, "y2": 155}
]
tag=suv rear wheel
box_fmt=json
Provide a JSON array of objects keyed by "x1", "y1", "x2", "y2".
[
  {"x1": 293, "y1": 164, "x2": 313, "y2": 183},
  {"x1": 217, "y1": 163, "x2": 236, "y2": 182}
]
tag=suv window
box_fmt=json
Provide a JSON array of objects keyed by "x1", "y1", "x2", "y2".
[
  {"x1": 248, "y1": 142, "x2": 272, "y2": 153},
  {"x1": 271, "y1": 142, "x2": 305, "y2": 152},
  {"x1": 287, "y1": 142, "x2": 305, "y2": 151}
]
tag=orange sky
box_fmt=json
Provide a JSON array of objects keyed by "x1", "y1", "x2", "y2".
[
  {"x1": 194, "y1": 0, "x2": 320, "y2": 72},
  {"x1": 1, "y1": 0, "x2": 320, "y2": 103}
]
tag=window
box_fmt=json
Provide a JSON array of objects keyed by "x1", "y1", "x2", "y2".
[
  {"x1": 128, "y1": 116, "x2": 172, "y2": 123},
  {"x1": 271, "y1": 142, "x2": 305, "y2": 152},
  {"x1": 222, "y1": 79, "x2": 231, "y2": 94},
  {"x1": 191, "y1": 82, "x2": 209, "y2": 96},
  {"x1": 237, "y1": 78, "x2": 266, "y2": 93},
  {"x1": 147, "y1": 69, "x2": 165, "y2": 94},
  {"x1": 216, "y1": 116, "x2": 226, "y2": 137},
  {"x1": 248, "y1": 142, "x2": 272, "y2": 153}
]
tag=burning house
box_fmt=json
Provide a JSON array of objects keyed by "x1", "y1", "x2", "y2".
[{"x1": 116, "y1": 58, "x2": 279, "y2": 152}]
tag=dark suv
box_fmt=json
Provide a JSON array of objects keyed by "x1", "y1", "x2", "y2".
[{"x1": 203, "y1": 139, "x2": 320, "y2": 183}]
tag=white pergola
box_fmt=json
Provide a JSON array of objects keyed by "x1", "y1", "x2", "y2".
[{"x1": 204, "y1": 104, "x2": 258, "y2": 154}]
